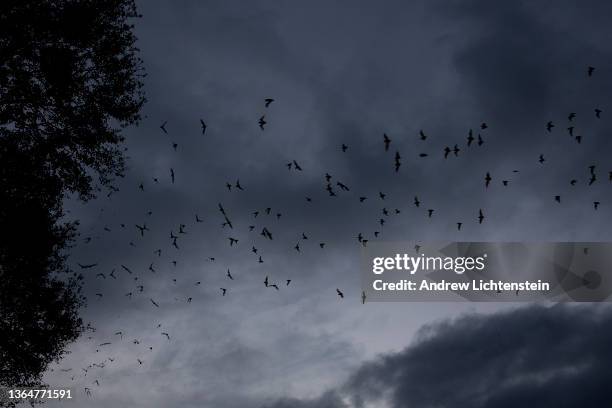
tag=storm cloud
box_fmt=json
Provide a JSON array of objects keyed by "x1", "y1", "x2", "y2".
[{"x1": 265, "y1": 304, "x2": 612, "y2": 408}]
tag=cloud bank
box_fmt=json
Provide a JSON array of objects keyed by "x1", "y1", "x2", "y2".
[{"x1": 264, "y1": 304, "x2": 612, "y2": 408}]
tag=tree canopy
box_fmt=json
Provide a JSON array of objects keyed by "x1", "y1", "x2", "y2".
[
  {"x1": 0, "y1": 0, "x2": 146, "y2": 198},
  {"x1": 0, "y1": 0, "x2": 145, "y2": 397}
]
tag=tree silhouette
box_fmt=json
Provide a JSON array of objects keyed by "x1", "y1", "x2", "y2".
[
  {"x1": 0, "y1": 0, "x2": 145, "y2": 397},
  {"x1": 0, "y1": 143, "x2": 83, "y2": 392},
  {"x1": 1, "y1": 0, "x2": 146, "y2": 198}
]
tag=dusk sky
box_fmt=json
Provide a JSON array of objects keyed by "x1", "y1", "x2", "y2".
[{"x1": 41, "y1": 1, "x2": 612, "y2": 406}]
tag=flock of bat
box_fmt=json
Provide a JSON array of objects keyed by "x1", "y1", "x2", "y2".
[{"x1": 52, "y1": 66, "x2": 610, "y2": 397}]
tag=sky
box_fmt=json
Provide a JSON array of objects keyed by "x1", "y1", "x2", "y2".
[{"x1": 41, "y1": 1, "x2": 612, "y2": 407}]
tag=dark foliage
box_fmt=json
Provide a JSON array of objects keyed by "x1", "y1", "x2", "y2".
[
  {"x1": 0, "y1": 0, "x2": 146, "y2": 198},
  {"x1": 0, "y1": 0, "x2": 145, "y2": 396}
]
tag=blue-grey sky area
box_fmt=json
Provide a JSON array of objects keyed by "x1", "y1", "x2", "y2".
[{"x1": 43, "y1": 1, "x2": 612, "y2": 407}]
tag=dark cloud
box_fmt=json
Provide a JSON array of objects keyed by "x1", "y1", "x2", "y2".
[{"x1": 263, "y1": 304, "x2": 612, "y2": 408}]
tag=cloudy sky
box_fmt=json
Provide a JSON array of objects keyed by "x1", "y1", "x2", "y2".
[{"x1": 43, "y1": 0, "x2": 612, "y2": 407}]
